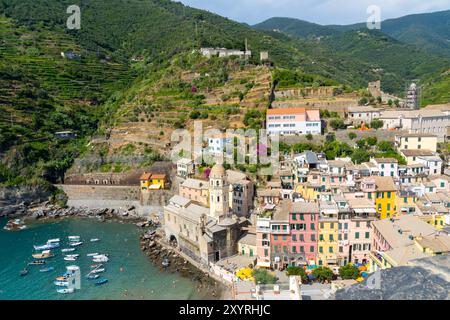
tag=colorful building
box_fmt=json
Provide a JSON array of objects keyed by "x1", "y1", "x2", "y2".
[
  {"x1": 318, "y1": 201, "x2": 339, "y2": 268},
  {"x1": 140, "y1": 172, "x2": 167, "y2": 190},
  {"x1": 266, "y1": 108, "x2": 321, "y2": 136},
  {"x1": 289, "y1": 202, "x2": 319, "y2": 266},
  {"x1": 373, "y1": 176, "x2": 397, "y2": 220}
]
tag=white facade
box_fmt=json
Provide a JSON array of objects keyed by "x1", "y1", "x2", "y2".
[{"x1": 266, "y1": 109, "x2": 321, "y2": 136}]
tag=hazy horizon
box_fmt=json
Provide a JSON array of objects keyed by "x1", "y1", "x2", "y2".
[{"x1": 178, "y1": 0, "x2": 450, "y2": 25}]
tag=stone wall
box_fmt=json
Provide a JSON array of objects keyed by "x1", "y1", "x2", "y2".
[{"x1": 57, "y1": 184, "x2": 140, "y2": 201}]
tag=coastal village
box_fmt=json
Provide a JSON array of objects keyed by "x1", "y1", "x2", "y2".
[
  {"x1": 2, "y1": 47, "x2": 450, "y2": 300},
  {"x1": 133, "y1": 50, "x2": 450, "y2": 299}
]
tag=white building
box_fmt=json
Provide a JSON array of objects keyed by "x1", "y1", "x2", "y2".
[
  {"x1": 267, "y1": 108, "x2": 321, "y2": 136},
  {"x1": 177, "y1": 158, "x2": 195, "y2": 178},
  {"x1": 370, "y1": 158, "x2": 398, "y2": 178},
  {"x1": 379, "y1": 107, "x2": 450, "y2": 142},
  {"x1": 347, "y1": 106, "x2": 382, "y2": 125}
]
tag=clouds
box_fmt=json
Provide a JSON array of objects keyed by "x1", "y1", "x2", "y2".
[{"x1": 178, "y1": 0, "x2": 450, "y2": 25}]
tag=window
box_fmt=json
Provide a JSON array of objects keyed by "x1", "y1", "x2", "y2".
[
  {"x1": 291, "y1": 213, "x2": 296, "y2": 220},
  {"x1": 300, "y1": 213, "x2": 304, "y2": 221},
  {"x1": 319, "y1": 234, "x2": 324, "y2": 241},
  {"x1": 329, "y1": 247, "x2": 333, "y2": 253},
  {"x1": 292, "y1": 246, "x2": 297, "y2": 253},
  {"x1": 311, "y1": 234, "x2": 316, "y2": 241},
  {"x1": 300, "y1": 246, "x2": 304, "y2": 253},
  {"x1": 329, "y1": 234, "x2": 334, "y2": 241},
  {"x1": 355, "y1": 232, "x2": 360, "y2": 239},
  {"x1": 264, "y1": 249, "x2": 268, "y2": 257},
  {"x1": 319, "y1": 247, "x2": 323, "y2": 253},
  {"x1": 310, "y1": 223, "x2": 315, "y2": 230},
  {"x1": 365, "y1": 232, "x2": 370, "y2": 239},
  {"x1": 274, "y1": 235, "x2": 278, "y2": 240},
  {"x1": 300, "y1": 234, "x2": 304, "y2": 241},
  {"x1": 310, "y1": 246, "x2": 314, "y2": 253},
  {"x1": 292, "y1": 234, "x2": 297, "y2": 241}
]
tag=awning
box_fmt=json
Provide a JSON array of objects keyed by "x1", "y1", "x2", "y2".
[
  {"x1": 256, "y1": 260, "x2": 271, "y2": 268},
  {"x1": 354, "y1": 208, "x2": 376, "y2": 213}
]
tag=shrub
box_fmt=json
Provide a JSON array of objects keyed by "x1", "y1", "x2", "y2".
[
  {"x1": 252, "y1": 269, "x2": 278, "y2": 285},
  {"x1": 338, "y1": 264, "x2": 360, "y2": 280}
]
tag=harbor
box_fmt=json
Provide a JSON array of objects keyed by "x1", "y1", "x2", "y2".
[{"x1": 0, "y1": 217, "x2": 216, "y2": 300}]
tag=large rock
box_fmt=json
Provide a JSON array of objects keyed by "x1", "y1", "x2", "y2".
[{"x1": 334, "y1": 255, "x2": 450, "y2": 300}]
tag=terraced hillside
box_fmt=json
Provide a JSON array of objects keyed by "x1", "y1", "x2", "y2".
[
  {"x1": 69, "y1": 53, "x2": 272, "y2": 174},
  {"x1": 0, "y1": 16, "x2": 132, "y2": 185}
]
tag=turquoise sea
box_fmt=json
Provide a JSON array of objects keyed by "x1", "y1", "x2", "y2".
[{"x1": 0, "y1": 217, "x2": 205, "y2": 300}]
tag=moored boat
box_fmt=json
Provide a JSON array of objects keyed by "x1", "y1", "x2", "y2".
[
  {"x1": 32, "y1": 250, "x2": 54, "y2": 259},
  {"x1": 39, "y1": 267, "x2": 55, "y2": 273},
  {"x1": 28, "y1": 260, "x2": 46, "y2": 266},
  {"x1": 53, "y1": 280, "x2": 69, "y2": 287},
  {"x1": 68, "y1": 236, "x2": 81, "y2": 241},
  {"x1": 61, "y1": 248, "x2": 76, "y2": 253},
  {"x1": 57, "y1": 288, "x2": 74, "y2": 294},
  {"x1": 69, "y1": 241, "x2": 83, "y2": 247},
  {"x1": 87, "y1": 274, "x2": 100, "y2": 280},
  {"x1": 162, "y1": 258, "x2": 170, "y2": 267},
  {"x1": 95, "y1": 278, "x2": 108, "y2": 286},
  {"x1": 90, "y1": 238, "x2": 100, "y2": 242},
  {"x1": 87, "y1": 253, "x2": 99, "y2": 257},
  {"x1": 64, "y1": 256, "x2": 77, "y2": 261},
  {"x1": 19, "y1": 268, "x2": 28, "y2": 276},
  {"x1": 90, "y1": 268, "x2": 105, "y2": 274},
  {"x1": 65, "y1": 254, "x2": 79, "y2": 258}
]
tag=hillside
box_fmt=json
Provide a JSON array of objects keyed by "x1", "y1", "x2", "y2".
[
  {"x1": 331, "y1": 10, "x2": 450, "y2": 58},
  {"x1": 0, "y1": 16, "x2": 132, "y2": 185},
  {"x1": 69, "y1": 52, "x2": 273, "y2": 175},
  {"x1": 253, "y1": 17, "x2": 338, "y2": 39}
]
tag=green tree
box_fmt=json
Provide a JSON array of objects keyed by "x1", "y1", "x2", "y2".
[
  {"x1": 252, "y1": 269, "x2": 278, "y2": 285},
  {"x1": 286, "y1": 266, "x2": 308, "y2": 282},
  {"x1": 306, "y1": 133, "x2": 313, "y2": 141},
  {"x1": 351, "y1": 148, "x2": 370, "y2": 164},
  {"x1": 366, "y1": 136, "x2": 378, "y2": 146},
  {"x1": 348, "y1": 132, "x2": 357, "y2": 140},
  {"x1": 312, "y1": 267, "x2": 334, "y2": 283},
  {"x1": 329, "y1": 119, "x2": 345, "y2": 131},
  {"x1": 370, "y1": 119, "x2": 384, "y2": 130},
  {"x1": 377, "y1": 140, "x2": 394, "y2": 152},
  {"x1": 338, "y1": 264, "x2": 360, "y2": 280}
]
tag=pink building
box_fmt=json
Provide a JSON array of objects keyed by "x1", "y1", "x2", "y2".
[
  {"x1": 289, "y1": 202, "x2": 319, "y2": 266},
  {"x1": 179, "y1": 178, "x2": 209, "y2": 206},
  {"x1": 269, "y1": 202, "x2": 290, "y2": 270},
  {"x1": 266, "y1": 108, "x2": 321, "y2": 136}
]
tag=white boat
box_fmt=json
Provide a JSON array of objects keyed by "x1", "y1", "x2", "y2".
[
  {"x1": 92, "y1": 255, "x2": 109, "y2": 262},
  {"x1": 69, "y1": 241, "x2": 83, "y2": 247},
  {"x1": 34, "y1": 240, "x2": 60, "y2": 251},
  {"x1": 48, "y1": 238, "x2": 61, "y2": 244},
  {"x1": 54, "y1": 280, "x2": 69, "y2": 286},
  {"x1": 61, "y1": 248, "x2": 76, "y2": 253},
  {"x1": 90, "y1": 268, "x2": 105, "y2": 274},
  {"x1": 87, "y1": 274, "x2": 100, "y2": 280},
  {"x1": 65, "y1": 254, "x2": 79, "y2": 258},
  {"x1": 87, "y1": 253, "x2": 99, "y2": 257},
  {"x1": 90, "y1": 238, "x2": 100, "y2": 242},
  {"x1": 68, "y1": 236, "x2": 80, "y2": 241},
  {"x1": 57, "y1": 288, "x2": 74, "y2": 294},
  {"x1": 64, "y1": 257, "x2": 77, "y2": 261}
]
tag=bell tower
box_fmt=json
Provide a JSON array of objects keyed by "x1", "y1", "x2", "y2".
[{"x1": 209, "y1": 164, "x2": 229, "y2": 220}]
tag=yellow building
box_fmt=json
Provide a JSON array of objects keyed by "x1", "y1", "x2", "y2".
[
  {"x1": 395, "y1": 134, "x2": 437, "y2": 152},
  {"x1": 396, "y1": 190, "x2": 417, "y2": 215},
  {"x1": 317, "y1": 218, "x2": 338, "y2": 267},
  {"x1": 140, "y1": 172, "x2": 167, "y2": 190},
  {"x1": 419, "y1": 214, "x2": 446, "y2": 230},
  {"x1": 374, "y1": 176, "x2": 397, "y2": 220},
  {"x1": 296, "y1": 183, "x2": 321, "y2": 201}
]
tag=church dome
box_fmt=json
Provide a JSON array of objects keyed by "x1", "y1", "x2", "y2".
[{"x1": 210, "y1": 164, "x2": 226, "y2": 179}]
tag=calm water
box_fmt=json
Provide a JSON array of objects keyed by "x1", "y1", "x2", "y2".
[{"x1": 0, "y1": 217, "x2": 204, "y2": 300}]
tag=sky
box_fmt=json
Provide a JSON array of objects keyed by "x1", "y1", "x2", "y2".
[{"x1": 178, "y1": 0, "x2": 450, "y2": 25}]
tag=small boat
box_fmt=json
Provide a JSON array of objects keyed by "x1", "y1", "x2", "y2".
[
  {"x1": 92, "y1": 254, "x2": 109, "y2": 262},
  {"x1": 20, "y1": 268, "x2": 28, "y2": 276},
  {"x1": 90, "y1": 238, "x2": 100, "y2": 242},
  {"x1": 61, "y1": 248, "x2": 76, "y2": 253},
  {"x1": 4, "y1": 219, "x2": 27, "y2": 231},
  {"x1": 69, "y1": 241, "x2": 83, "y2": 247},
  {"x1": 28, "y1": 260, "x2": 46, "y2": 266},
  {"x1": 54, "y1": 280, "x2": 69, "y2": 286},
  {"x1": 48, "y1": 238, "x2": 61, "y2": 244},
  {"x1": 162, "y1": 259, "x2": 170, "y2": 267},
  {"x1": 90, "y1": 268, "x2": 105, "y2": 274},
  {"x1": 87, "y1": 274, "x2": 100, "y2": 280},
  {"x1": 57, "y1": 288, "x2": 74, "y2": 294},
  {"x1": 34, "y1": 242, "x2": 59, "y2": 251},
  {"x1": 95, "y1": 278, "x2": 108, "y2": 286},
  {"x1": 87, "y1": 253, "x2": 99, "y2": 257},
  {"x1": 56, "y1": 276, "x2": 68, "y2": 281},
  {"x1": 64, "y1": 257, "x2": 77, "y2": 261},
  {"x1": 90, "y1": 264, "x2": 103, "y2": 269},
  {"x1": 68, "y1": 236, "x2": 81, "y2": 241},
  {"x1": 65, "y1": 254, "x2": 79, "y2": 258},
  {"x1": 32, "y1": 250, "x2": 54, "y2": 259},
  {"x1": 39, "y1": 267, "x2": 55, "y2": 273}
]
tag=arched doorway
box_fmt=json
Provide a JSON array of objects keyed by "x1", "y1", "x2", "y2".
[{"x1": 169, "y1": 235, "x2": 178, "y2": 248}]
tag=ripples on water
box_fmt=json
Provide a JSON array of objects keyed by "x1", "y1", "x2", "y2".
[{"x1": 0, "y1": 217, "x2": 202, "y2": 300}]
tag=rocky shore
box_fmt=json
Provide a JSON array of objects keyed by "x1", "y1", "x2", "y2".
[
  {"x1": 0, "y1": 201, "x2": 146, "y2": 224},
  {"x1": 140, "y1": 230, "x2": 225, "y2": 299}
]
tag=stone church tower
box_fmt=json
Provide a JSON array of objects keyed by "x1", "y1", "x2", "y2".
[{"x1": 209, "y1": 164, "x2": 229, "y2": 220}]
